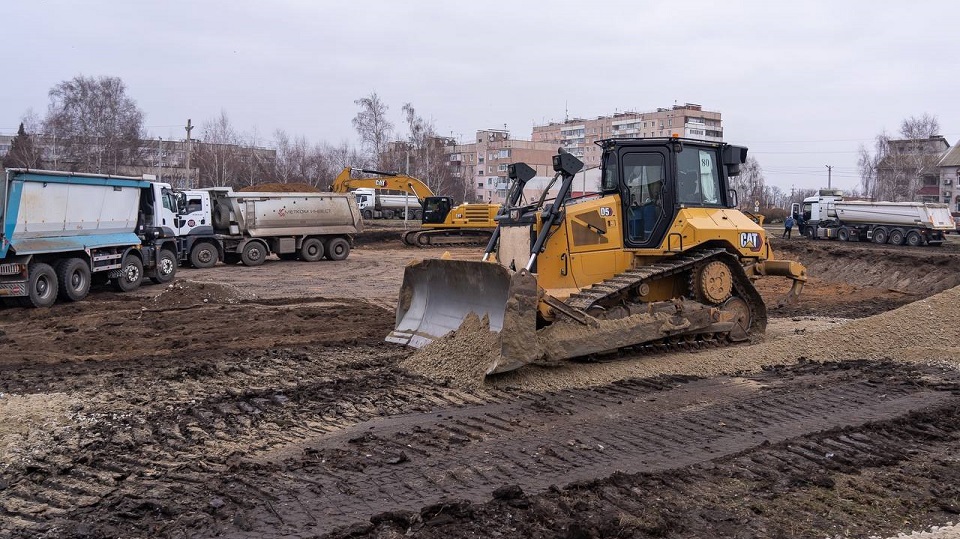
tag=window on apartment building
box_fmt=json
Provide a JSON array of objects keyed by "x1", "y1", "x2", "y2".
[
  {"x1": 498, "y1": 149, "x2": 510, "y2": 158},
  {"x1": 478, "y1": 182, "x2": 484, "y2": 188},
  {"x1": 498, "y1": 164, "x2": 508, "y2": 172}
]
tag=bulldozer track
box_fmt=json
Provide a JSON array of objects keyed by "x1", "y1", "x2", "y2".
[{"x1": 563, "y1": 247, "x2": 767, "y2": 349}]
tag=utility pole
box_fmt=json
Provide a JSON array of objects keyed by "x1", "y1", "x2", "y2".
[
  {"x1": 825, "y1": 165, "x2": 833, "y2": 189},
  {"x1": 157, "y1": 137, "x2": 163, "y2": 181},
  {"x1": 185, "y1": 119, "x2": 194, "y2": 188}
]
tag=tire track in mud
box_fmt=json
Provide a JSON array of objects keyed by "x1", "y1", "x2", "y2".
[
  {"x1": 2, "y1": 359, "x2": 957, "y2": 538},
  {"x1": 339, "y1": 389, "x2": 960, "y2": 539},
  {"x1": 221, "y1": 361, "x2": 959, "y2": 537}
]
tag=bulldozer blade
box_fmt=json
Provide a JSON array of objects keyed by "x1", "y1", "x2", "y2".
[
  {"x1": 387, "y1": 259, "x2": 514, "y2": 349},
  {"x1": 386, "y1": 259, "x2": 543, "y2": 376}
]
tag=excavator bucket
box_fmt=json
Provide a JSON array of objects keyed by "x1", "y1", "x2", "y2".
[{"x1": 386, "y1": 259, "x2": 541, "y2": 375}]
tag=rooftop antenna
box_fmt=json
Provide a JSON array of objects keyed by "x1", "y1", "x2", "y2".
[{"x1": 565, "y1": 101, "x2": 568, "y2": 122}]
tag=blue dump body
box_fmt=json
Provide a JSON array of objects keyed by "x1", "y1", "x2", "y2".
[{"x1": 1, "y1": 170, "x2": 150, "y2": 259}]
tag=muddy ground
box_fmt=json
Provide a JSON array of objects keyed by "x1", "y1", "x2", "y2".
[{"x1": 1, "y1": 229, "x2": 959, "y2": 539}]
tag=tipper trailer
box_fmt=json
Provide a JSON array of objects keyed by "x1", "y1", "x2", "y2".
[
  {"x1": 792, "y1": 190, "x2": 955, "y2": 246},
  {"x1": 0, "y1": 169, "x2": 179, "y2": 307},
  {"x1": 173, "y1": 187, "x2": 363, "y2": 267}
]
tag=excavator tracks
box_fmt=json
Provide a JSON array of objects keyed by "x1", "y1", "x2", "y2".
[
  {"x1": 563, "y1": 247, "x2": 767, "y2": 350},
  {"x1": 402, "y1": 228, "x2": 494, "y2": 247}
]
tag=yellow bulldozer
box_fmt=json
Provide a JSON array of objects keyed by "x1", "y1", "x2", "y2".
[
  {"x1": 331, "y1": 167, "x2": 500, "y2": 246},
  {"x1": 387, "y1": 137, "x2": 807, "y2": 375}
]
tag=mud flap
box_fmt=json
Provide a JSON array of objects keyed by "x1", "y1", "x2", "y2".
[{"x1": 386, "y1": 259, "x2": 515, "y2": 349}]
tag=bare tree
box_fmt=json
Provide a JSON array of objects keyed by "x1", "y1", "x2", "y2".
[
  {"x1": 352, "y1": 92, "x2": 393, "y2": 168},
  {"x1": 2, "y1": 123, "x2": 43, "y2": 169},
  {"x1": 731, "y1": 156, "x2": 766, "y2": 209},
  {"x1": 900, "y1": 114, "x2": 940, "y2": 140},
  {"x1": 43, "y1": 75, "x2": 145, "y2": 173},
  {"x1": 195, "y1": 110, "x2": 243, "y2": 187}
]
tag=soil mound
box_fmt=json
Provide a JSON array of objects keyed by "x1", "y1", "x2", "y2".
[
  {"x1": 399, "y1": 313, "x2": 498, "y2": 389},
  {"x1": 150, "y1": 279, "x2": 255, "y2": 308},
  {"x1": 238, "y1": 182, "x2": 321, "y2": 193}
]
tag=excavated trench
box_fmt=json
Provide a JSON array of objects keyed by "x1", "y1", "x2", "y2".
[{"x1": 1, "y1": 238, "x2": 959, "y2": 538}]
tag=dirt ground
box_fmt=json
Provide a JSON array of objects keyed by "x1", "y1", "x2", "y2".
[{"x1": 2, "y1": 228, "x2": 960, "y2": 539}]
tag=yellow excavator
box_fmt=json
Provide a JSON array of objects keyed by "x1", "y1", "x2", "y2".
[
  {"x1": 331, "y1": 167, "x2": 500, "y2": 246},
  {"x1": 387, "y1": 137, "x2": 807, "y2": 375}
]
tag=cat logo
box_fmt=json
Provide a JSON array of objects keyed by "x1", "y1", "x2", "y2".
[
  {"x1": 599, "y1": 207, "x2": 612, "y2": 217},
  {"x1": 739, "y1": 232, "x2": 763, "y2": 252},
  {"x1": 375, "y1": 179, "x2": 387, "y2": 187}
]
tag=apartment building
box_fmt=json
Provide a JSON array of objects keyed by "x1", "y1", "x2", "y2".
[
  {"x1": 446, "y1": 129, "x2": 558, "y2": 203},
  {"x1": 531, "y1": 103, "x2": 722, "y2": 167},
  {"x1": 937, "y1": 142, "x2": 960, "y2": 211}
]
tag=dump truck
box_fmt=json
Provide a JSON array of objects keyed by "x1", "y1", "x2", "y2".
[
  {"x1": 331, "y1": 167, "x2": 500, "y2": 246},
  {"x1": 387, "y1": 138, "x2": 807, "y2": 375},
  {"x1": 792, "y1": 190, "x2": 955, "y2": 246},
  {"x1": 352, "y1": 187, "x2": 422, "y2": 219},
  {"x1": 172, "y1": 187, "x2": 362, "y2": 267},
  {"x1": 0, "y1": 169, "x2": 179, "y2": 307}
]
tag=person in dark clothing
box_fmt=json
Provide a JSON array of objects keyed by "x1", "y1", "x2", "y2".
[{"x1": 783, "y1": 215, "x2": 795, "y2": 239}]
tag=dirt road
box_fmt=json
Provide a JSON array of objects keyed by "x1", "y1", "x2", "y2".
[{"x1": 1, "y1": 235, "x2": 959, "y2": 538}]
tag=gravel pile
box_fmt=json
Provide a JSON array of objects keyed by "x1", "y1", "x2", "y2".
[
  {"x1": 150, "y1": 279, "x2": 256, "y2": 308},
  {"x1": 400, "y1": 313, "x2": 498, "y2": 389},
  {"x1": 237, "y1": 182, "x2": 321, "y2": 193}
]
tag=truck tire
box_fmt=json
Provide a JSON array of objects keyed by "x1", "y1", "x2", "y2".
[
  {"x1": 836, "y1": 227, "x2": 850, "y2": 241},
  {"x1": 325, "y1": 237, "x2": 350, "y2": 261},
  {"x1": 299, "y1": 238, "x2": 324, "y2": 262},
  {"x1": 26, "y1": 262, "x2": 59, "y2": 308},
  {"x1": 150, "y1": 249, "x2": 178, "y2": 285},
  {"x1": 888, "y1": 228, "x2": 905, "y2": 246},
  {"x1": 805, "y1": 226, "x2": 816, "y2": 240},
  {"x1": 113, "y1": 255, "x2": 143, "y2": 292},
  {"x1": 241, "y1": 241, "x2": 267, "y2": 267},
  {"x1": 190, "y1": 242, "x2": 219, "y2": 268},
  {"x1": 906, "y1": 231, "x2": 923, "y2": 247},
  {"x1": 362, "y1": 209, "x2": 373, "y2": 220},
  {"x1": 56, "y1": 258, "x2": 91, "y2": 302},
  {"x1": 872, "y1": 227, "x2": 888, "y2": 244},
  {"x1": 213, "y1": 202, "x2": 231, "y2": 229}
]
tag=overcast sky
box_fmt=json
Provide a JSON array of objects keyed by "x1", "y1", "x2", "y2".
[{"x1": 3, "y1": 0, "x2": 958, "y2": 192}]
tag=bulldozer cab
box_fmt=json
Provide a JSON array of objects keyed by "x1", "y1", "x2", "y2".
[
  {"x1": 601, "y1": 138, "x2": 743, "y2": 249},
  {"x1": 421, "y1": 196, "x2": 454, "y2": 224}
]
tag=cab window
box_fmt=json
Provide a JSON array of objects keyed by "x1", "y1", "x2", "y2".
[
  {"x1": 676, "y1": 147, "x2": 721, "y2": 206},
  {"x1": 622, "y1": 153, "x2": 665, "y2": 244}
]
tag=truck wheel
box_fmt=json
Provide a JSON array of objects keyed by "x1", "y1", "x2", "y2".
[
  {"x1": 906, "y1": 231, "x2": 923, "y2": 247},
  {"x1": 362, "y1": 209, "x2": 373, "y2": 220},
  {"x1": 805, "y1": 227, "x2": 815, "y2": 240},
  {"x1": 56, "y1": 258, "x2": 91, "y2": 302},
  {"x1": 325, "y1": 237, "x2": 350, "y2": 261},
  {"x1": 888, "y1": 229, "x2": 905, "y2": 246},
  {"x1": 837, "y1": 227, "x2": 850, "y2": 242},
  {"x1": 113, "y1": 255, "x2": 143, "y2": 292},
  {"x1": 872, "y1": 227, "x2": 888, "y2": 244},
  {"x1": 299, "y1": 238, "x2": 324, "y2": 262},
  {"x1": 241, "y1": 241, "x2": 267, "y2": 267},
  {"x1": 26, "y1": 262, "x2": 59, "y2": 308},
  {"x1": 190, "y1": 242, "x2": 219, "y2": 268},
  {"x1": 150, "y1": 249, "x2": 178, "y2": 285}
]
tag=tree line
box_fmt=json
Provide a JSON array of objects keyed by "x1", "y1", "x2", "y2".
[{"x1": 2, "y1": 76, "x2": 465, "y2": 198}]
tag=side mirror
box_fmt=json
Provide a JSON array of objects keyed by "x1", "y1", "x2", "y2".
[{"x1": 727, "y1": 188, "x2": 739, "y2": 208}]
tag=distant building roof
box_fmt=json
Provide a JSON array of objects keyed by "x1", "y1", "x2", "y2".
[{"x1": 939, "y1": 142, "x2": 960, "y2": 167}]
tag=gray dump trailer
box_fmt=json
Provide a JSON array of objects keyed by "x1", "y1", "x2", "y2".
[
  {"x1": 174, "y1": 188, "x2": 363, "y2": 267},
  {"x1": 0, "y1": 169, "x2": 179, "y2": 307}
]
